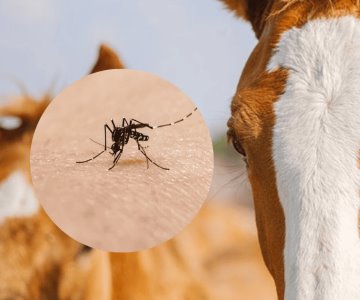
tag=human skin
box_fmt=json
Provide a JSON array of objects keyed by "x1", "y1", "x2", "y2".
[{"x1": 30, "y1": 70, "x2": 213, "y2": 252}]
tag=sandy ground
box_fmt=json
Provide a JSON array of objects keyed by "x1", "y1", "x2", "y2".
[{"x1": 30, "y1": 70, "x2": 213, "y2": 252}]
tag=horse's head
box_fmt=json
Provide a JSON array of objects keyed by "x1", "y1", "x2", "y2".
[
  {"x1": 224, "y1": 1, "x2": 360, "y2": 299},
  {"x1": 0, "y1": 96, "x2": 49, "y2": 181},
  {"x1": 0, "y1": 44, "x2": 122, "y2": 300}
]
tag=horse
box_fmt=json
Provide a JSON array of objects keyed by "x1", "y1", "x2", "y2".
[{"x1": 222, "y1": 0, "x2": 360, "y2": 299}]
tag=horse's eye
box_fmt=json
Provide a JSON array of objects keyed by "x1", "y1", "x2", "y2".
[
  {"x1": 232, "y1": 138, "x2": 246, "y2": 157},
  {"x1": 232, "y1": 138, "x2": 248, "y2": 166},
  {"x1": 0, "y1": 116, "x2": 23, "y2": 130}
]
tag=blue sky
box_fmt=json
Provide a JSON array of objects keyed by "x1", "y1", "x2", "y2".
[{"x1": 0, "y1": 0, "x2": 256, "y2": 137}]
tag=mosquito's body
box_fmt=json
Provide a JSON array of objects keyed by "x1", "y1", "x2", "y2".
[{"x1": 76, "y1": 107, "x2": 197, "y2": 170}]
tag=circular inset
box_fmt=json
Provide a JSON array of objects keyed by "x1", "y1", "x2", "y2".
[{"x1": 30, "y1": 70, "x2": 213, "y2": 252}]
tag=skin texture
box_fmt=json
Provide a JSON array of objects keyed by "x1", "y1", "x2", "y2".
[
  {"x1": 222, "y1": 0, "x2": 360, "y2": 298},
  {"x1": 30, "y1": 70, "x2": 213, "y2": 252}
]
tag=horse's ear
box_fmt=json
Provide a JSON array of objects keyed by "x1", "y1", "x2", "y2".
[
  {"x1": 219, "y1": 0, "x2": 248, "y2": 18},
  {"x1": 90, "y1": 44, "x2": 124, "y2": 74},
  {"x1": 219, "y1": 0, "x2": 271, "y2": 38}
]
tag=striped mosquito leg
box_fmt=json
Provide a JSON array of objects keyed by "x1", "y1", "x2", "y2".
[{"x1": 152, "y1": 107, "x2": 198, "y2": 129}]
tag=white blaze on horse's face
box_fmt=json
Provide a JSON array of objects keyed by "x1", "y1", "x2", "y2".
[
  {"x1": 270, "y1": 16, "x2": 360, "y2": 300},
  {"x1": 0, "y1": 171, "x2": 39, "y2": 224}
]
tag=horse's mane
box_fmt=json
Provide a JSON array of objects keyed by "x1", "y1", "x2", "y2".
[
  {"x1": 271, "y1": 0, "x2": 360, "y2": 17},
  {"x1": 281, "y1": 0, "x2": 359, "y2": 4}
]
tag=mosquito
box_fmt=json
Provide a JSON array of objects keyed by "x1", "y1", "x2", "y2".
[{"x1": 76, "y1": 107, "x2": 198, "y2": 171}]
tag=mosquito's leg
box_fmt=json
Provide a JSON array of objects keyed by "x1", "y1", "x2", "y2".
[
  {"x1": 76, "y1": 123, "x2": 112, "y2": 164},
  {"x1": 76, "y1": 150, "x2": 106, "y2": 164},
  {"x1": 122, "y1": 118, "x2": 128, "y2": 127},
  {"x1": 140, "y1": 146, "x2": 168, "y2": 170},
  {"x1": 130, "y1": 119, "x2": 153, "y2": 129},
  {"x1": 108, "y1": 153, "x2": 120, "y2": 171},
  {"x1": 108, "y1": 150, "x2": 123, "y2": 171},
  {"x1": 108, "y1": 142, "x2": 124, "y2": 171},
  {"x1": 135, "y1": 139, "x2": 169, "y2": 170},
  {"x1": 137, "y1": 143, "x2": 149, "y2": 168},
  {"x1": 134, "y1": 139, "x2": 148, "y2": 166},
  {"x1": 135, "y1": 139, "x2": 148, "y2": 150},
  {"x1": 137, "y1": 142, "x2": 149, "y2": 169},
  {"x1": 111, "y1": 119, "x2": 116, "y2": 129},
  {"x1": 104, "y1": 124, "x2": 113, "y2": 150}
]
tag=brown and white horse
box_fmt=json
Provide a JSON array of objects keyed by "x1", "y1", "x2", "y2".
[{"x1": 223, "y1": 0, "x2": 360, "y2": 299}]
